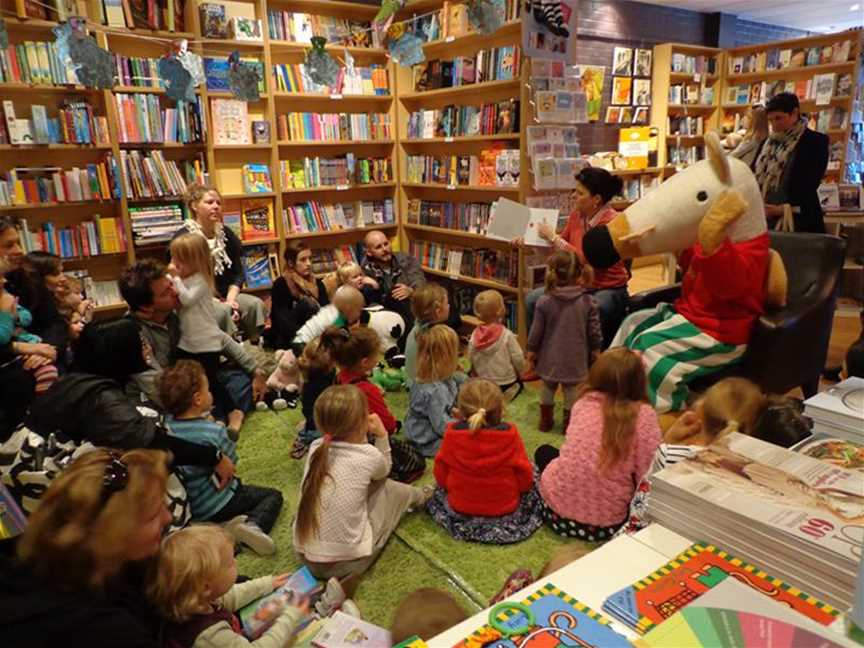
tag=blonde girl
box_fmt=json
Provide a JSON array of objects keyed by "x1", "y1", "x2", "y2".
[
  {"x1": 428, "y1": 379, "x2": 541, "y2": 543},
  {"x1": 293, "y1": 385, "x2": 427, "y2": 582},
  {"x1": 169, "y1": 232, "x2": 228, "y2": 406},
  {"x1": 526, "y1": 250, "x2": 602, "y2": 432},
  {"x1": 404, "y1": 324, "x2": 467, "y2": 457},
  {"x1": 337, "y1": 261, "x2": 378, "y2": 292},
  {"x1": 536, "y1": 348, "x2": 662, "y2": 541},
  {"x1": 404, "y1": 283, "x2": 450, "y2": 384},
  {"x1": 149, "y1": 524, "x2": 306, "y2": 647}
]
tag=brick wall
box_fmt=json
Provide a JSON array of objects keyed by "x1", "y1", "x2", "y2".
[{"x1": 571, "y1": 0, "x2": 812, "y2": 153}]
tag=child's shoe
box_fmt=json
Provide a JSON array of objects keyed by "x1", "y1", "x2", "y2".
[
  {"x1": 291, "y1": 436, "x2": 311, "y2": 459},
  {"x1": 341, "y1": 599, "x2": 362, "y2": 618},
  {"x1": 539, "y1": 404, "x2": 554, "y2": 432},
  {"x1": 315, "y1": 577, "x2": 347, "y2": 617},
  {"x1": 223, "y1": 515, "x2": 276, "y2": 556}
]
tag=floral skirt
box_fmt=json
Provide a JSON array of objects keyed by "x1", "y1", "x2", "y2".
[
  {"x1": 426, "y1": 485, "x2": 543, "y2": 544},
  {"x1": 539, "y1": 500, "x2": 624, "y2": 542}
]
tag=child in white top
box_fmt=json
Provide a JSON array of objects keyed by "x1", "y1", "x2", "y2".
[
  {"x1": 293, "y1": 384, "x2": 427, "y2": 581},
  {"x1": 292, "y1": 285, "x2": 365, "y2": 350},
  {"x1": 150, "y1": 524, "x2": 307, "y2": 648}
]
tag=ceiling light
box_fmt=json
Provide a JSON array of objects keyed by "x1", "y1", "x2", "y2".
[{"x1": 851, "y1": 4, "x2": 861, "y2": 10}]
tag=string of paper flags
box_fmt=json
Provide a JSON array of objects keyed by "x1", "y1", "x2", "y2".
[{"x1": 0, "y1": 0, "x2": 506, "y2": 102}]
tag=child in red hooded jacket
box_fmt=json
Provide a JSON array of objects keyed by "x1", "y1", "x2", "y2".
[
  {"x1": 468, "y1": 290, "x2": 525, "y2": 400},
  {"x1": 427, "y1": 379, "x2": 543, "y2": 544}
]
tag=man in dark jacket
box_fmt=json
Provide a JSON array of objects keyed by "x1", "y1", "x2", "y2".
[{"x1": 754, "y1": 92, "x2": 829, "y2": 233}]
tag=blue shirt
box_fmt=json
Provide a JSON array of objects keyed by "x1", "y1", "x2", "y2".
[{"x1": 404, "y1": 374, "x2": 467, "y2": 457}]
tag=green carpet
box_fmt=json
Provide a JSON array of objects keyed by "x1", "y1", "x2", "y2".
[{"x1": 233, "y1": 370, "x2": 591, "y2": 629}]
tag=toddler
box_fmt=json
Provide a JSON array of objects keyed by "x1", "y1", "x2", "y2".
[
  {"x1": 467, "y1": 290, "x2": 524, "y2": 399},
  {"x1": 294, "y1": 385, "x2": 427, "y2": 582},
  {"x1": 327, "y1": 326, "x2": 425, "y2": 483},
  {"x1": 160, "y1": 360, "x2": 283, "y2": 555},
  {"x1": 337, "y1": 261, "x2": 378, "y2": 292},
  {"x1": 293, "y1": 285, "x2": 365, "y2": 351},
  {"x1": 390, "y1": 588, "x2": 467, "y2": 645},
  {"x1": 526, "y1": 250, "x2": 602, "y2": 432},
  {"x1": 149, "y1": 524, "x2": 307, "y2": 647},
  {"x1": 404, "y1": 325, "x2": 467, "y2": 457},
  {"x1": 535, "y1": 348, "x2": 661, "y2": 541},
  {"x1": 292, "y1": 335, "x2": 337, "y2": 459},
  {"x1": 428, "y1": 379, "x2": 541, "y2": 544},
  {"x1": 404, "y1": 283, "x2": 450, "y2": 385}
]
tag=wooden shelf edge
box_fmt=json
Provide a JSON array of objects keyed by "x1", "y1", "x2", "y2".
[
  {"x1": 420, "y1": 265, "x2": 519, "y2": 293},
  {"x1": 726, "y1": 60, "x2": 856, "y2": 82},
  {"x1": 281, "y1": 183, "x2": 395, "y2": 194},
  {"x1": 400, "y1": 79, "x2": 520, "y2": 101},
  {"x1": 402, "y1": 183, "x2": 520, "y2": 193},
  {"x1": 277, "y1": 139, "x2": 395, "y2": 146},
  {"x1": 402, "y1": 134, "x2": 520, "y2": 143},
  {"x1": 286, "y1": 223, "x2": 397, "y2": 238}
]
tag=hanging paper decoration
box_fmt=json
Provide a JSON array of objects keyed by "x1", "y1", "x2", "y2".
[
  {"x1": 373, "y1": 0, "x2": 404, "y2": 39},
  {"x1": 174, "y1": 40, "x2": 206, "y2": 88},
  {"x1": 388, "y1": 31, "x2": 425, "y2": 68},
  {"x1": 227, "y1": 51, "x2": 261, "y2": 102},
  {"x1": 304, "y1": 36, "x2": 340, "y2": 87},
  {"x1": 0, "y1": 18, "x2": 9, "y2": 50},
  {"x1": 467, "y1": 0, "x2": 504, "y2": 35},
  {"x1": 52, "y1": 18, "x2": 114, "y2": 89},
  {"x1": 158, "y1": 56, "x2": 195, "y2": 103}
]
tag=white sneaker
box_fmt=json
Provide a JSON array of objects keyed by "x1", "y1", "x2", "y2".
[
  {"x1": 255, "y1": 401, "x2": 269, "y2": 412},
  {"x1": 341, "y1": 599, "x2": 362, "y2": 618},
  {"x1": 273, "y1": 398, "x2": 288, "y2": 411},
  {"x1": 225, "y1": 516, "x2": 276, "y2": 555},
  {"x1": 315, "y1": 577, "x2": 347, "y2": 616}
]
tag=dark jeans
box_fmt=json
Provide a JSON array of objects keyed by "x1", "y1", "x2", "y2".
[
  {"x1": 210, "y1": 482, "x2": 284, "y2": 534},
  {"x1": 0, "y1": 361, "x2": 35, "y2": 442},
  {"x1": 534, "y1": 445, "x2": 560, "y2": 475},
  {"x1": 214, "y1": 368, "x2": 253, "y2": 419}
]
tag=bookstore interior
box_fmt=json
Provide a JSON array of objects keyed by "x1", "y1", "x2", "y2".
[{"x1": 1, "y1": 0, "x2": 864, "y2": 646}]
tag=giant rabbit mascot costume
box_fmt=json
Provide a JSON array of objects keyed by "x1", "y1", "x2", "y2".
[{"x1": 583, "y1": 133, "x2": 787, "y2": 412}]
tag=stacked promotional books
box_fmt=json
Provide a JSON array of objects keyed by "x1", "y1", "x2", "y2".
[
  {"x1": 803, "y1": 377, "x2": 864, "y2": 442},
  {"x1": 648, "y1": 432, "x2": 864, "y2": 609}
]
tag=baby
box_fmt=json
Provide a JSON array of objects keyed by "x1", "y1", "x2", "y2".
[{"x1": 292, "y1": 285, "x2": 365, "y2": 351}]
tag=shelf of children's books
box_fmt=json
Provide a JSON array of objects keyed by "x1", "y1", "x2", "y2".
[
  {"x1": 269, "y1": 40, "x2": 386, "y2": 57},
  {"x1": 726, "y1": 61, "x2": 856, "y2": 83},
  {"x1": 49, "y1": 251, "x2": 128, "y2": 263},
  {"x1": 126, "y1": 196, "x2": 186, "y2": 205},
  {"x1": 0, "y1": 200, "x2": 118, "y2": 211},
  {"x1": 0, "y1": 143, "x2": 113, "y2": 150},
  {"x1": 0, "y1": 83, "x2": 103, "y2": 94},
  {"x1": 207, "y1": 91, "x2": 270, "y2": 99},
  {"x1": 269, "y1": 0, "x2": 379, "y2": 16},
  {"x1": 421, "y1": 20, "x2": 521, "y2": 56},
  {"x1": 198, "y1": 38, "x2": 265, "y2": 50},
  {"x1": 118, "y1": 142, "x2": 206, "y2": 148},
  {"x1": 273, "y1": 91, "x2": 392, "y2": 103},
  {"x1": 281, "y1": 183, "x2": 396, "y2": 195},
  {"x1": 277, "y1": 139, "x2": 395, "y2": 147},
  {"x1": 287, "y1": 223, "x2": 398, "y2": 238},
  {"x1": 420, "y1": 265, "x2": 519, "y2": 293},
  {"x1": 667, "y1": 104, "x2": 717, "y2": 112},
  {"x1": 402, "y1": 182, "x2": 520, "y2": 194},
  {"x1": 722, "y1": 96, "x2": 852, "y2": 110},
  {"x1": 240, "y1": 237, "x2": 280, "y2": 246},
  {"x1": 405, "y1": 223, "x2": 511, "y2": 244},
  {"x1": 223, "y1": 192, "x2": 276, "y2": 199},
  {"x1": 3, "y1": 17, "x2": 61, "y2": 34},
  {"x1": 400, "y1": 79, "x2": 521, "y2": 103},
  {"x1": 669, "y1": 73, "x2": 720, "y2": 83},
  {"x1": 212, "y1": 143, "x2": 274, "y2": 150},
  {"x1": 112, "y1": 85, "x2": 168, "y2": 94},
  {"x1": 401, "y1": 134, "x2": 520, "y2": 144},
  {"x1": 103, "y1": 28, "x2": 196, "y2": 43},
  {"x1": 609, "y1": 167, "x2": 664, "y2": 176}
]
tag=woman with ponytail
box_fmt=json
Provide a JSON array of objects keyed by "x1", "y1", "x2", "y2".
[
  {"x1": 427, "y1": 379, "x2": 541, "y2": 544},
  {"x1": 293, "y1": 385, "x2": 428, "y2": 582}
]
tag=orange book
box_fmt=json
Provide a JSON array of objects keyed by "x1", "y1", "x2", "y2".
[{"x1": 240, "y1": 198, "x2": 275, "y2": 240}]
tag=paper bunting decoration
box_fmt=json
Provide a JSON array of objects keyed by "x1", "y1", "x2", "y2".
[
  {"x1": 174, "y1": 40, "x2": 206, "y2": 88},
  {"x1": 373, "y1": 0, "x2": 404, "y2": 39},
  {"x1": 304, "y1": 36, "x2": 340, "y2": 87},
  {"x1": 158, "y1": 56, "x2": 195, "y2": 103},
  {"x1": 53, "y1": 18, "x2": 114, "y2": 89},
  {"x1": 388, "y1": 32, "x2": 425, "y2": 67},
  {"x1": 0, "y1": 18, "x2": 9, "y2": 50},
  {"x1": 227, "y1": 51, "x2": 261, "y2": 102},
  {"x1": 467, "y1": 0, "x2": 504, "y2": 35}
]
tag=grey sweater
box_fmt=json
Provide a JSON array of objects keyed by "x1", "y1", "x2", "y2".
[{"x1": 526, "y1": 286, "x2": 602, "y2": 385}]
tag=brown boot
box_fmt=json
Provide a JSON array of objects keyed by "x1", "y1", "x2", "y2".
[
  {"x1": 562, "y1": 410, "x2": 570, "y2": 433},
  {"x1": 539, "y1": 404, "x2": 554, "y2": 432}
]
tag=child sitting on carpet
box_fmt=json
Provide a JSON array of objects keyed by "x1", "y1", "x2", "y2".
[
  {"x1": 292, "y1": 285, "x2": 365, "y2": 352},
  {"x1": 535, "y1": 347, "x2": 661, "y2": 541},
  {"x1": 149, "y1": 524, "x2": 308, "y2": 648},
  {"x1": 293, "y1": 385, "x2": 428, "y2": 582},
  {"x1": 468, "y1": 290, "x2": 524, "y2": 400},
  {"x1": 404, "y1": 283, "x2": 450, "y2": 385},
  {"x1": 526, "y1": 250, "x2": 602, "y2": 432},
  {"x1": 404, "y1": 325, "x2": 467, "y2": 457},
  {"x1": 428, "y1": 379, "x2": 541, "y2": 544},
  {"x1": 390, "y1": 588, "x2": 467, "y2": 645},
  {"x1": 291, "y1": 335, "x2": 338, "y2": 459},
  {"x1": 328, "y1": 326, "x2": 426, "y2": 483},
  {"x1": 161, "y1": 361, "x2": 283, "y2": 555}
]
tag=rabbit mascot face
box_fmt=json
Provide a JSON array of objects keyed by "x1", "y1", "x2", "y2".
[{"x1": 583, "y1": 133, "x2": 787, "y2": 413}]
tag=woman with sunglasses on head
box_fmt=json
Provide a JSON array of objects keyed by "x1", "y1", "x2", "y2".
[
  {"x1": 517, "y1": 167, "x2": 630, "y2": 351},
  {"x1": 0, "y1": 449, "x2": 173, "y2": 647}
]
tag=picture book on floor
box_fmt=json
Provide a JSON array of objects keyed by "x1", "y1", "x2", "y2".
[
  {"x1": 603, "y1": 542, "x2": 838, "y2": 634},
  {"x1": 311, "y1": 611, "x2": 391, "y2": 648},
  {"x1": 456, "y1": 583, "x2": 630, "y2": 647},
  {"x1": 237, "y1": 565, "x2": 322, "y2": 639}
]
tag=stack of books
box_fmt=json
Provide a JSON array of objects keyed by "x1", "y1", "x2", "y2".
[
  {"x1": 280, "y1": 156, "x2": 392, "y2": 189},
  {"x1": 668, "y1": 115, "x2": 704, "y2": 136},
  {"x1": 0, "y1": 100, "x2": 111, "y2": 147},
  {"x1": 802, "y1": 377, "x2": 864, "y2": 442},
  {"x1": 120, "y1": 151, "x2": 202, "y2": 199},
  {"x1": 272, "y1": 63, "x2": 389, "y2": 96},
  {"x1": 66, "y1": 269, "x2": 124, "y2": 308},
  {"x1": 240, "y1": 245, "x2": 278, "y2": 289},
  {"x1": 283, "y1": 199, "x2": 394, "y2": 233},
  {"x1": 0, "y1": 159, "x2": 121, "y2": 206},
  {"x1": 0, "y1": 39, "x2": 77, "y2": 85},
  {"x1": 670, "y1": 53, "x2": 717, "y2": 75},
  {"x1": 413, "y1": 46, "x2": 521, "y2": 91},
  {"x1": 728, "y1": 40, "x2": 854, "y2": 75},
  {"x1": 113, "y1": 55, "x2": 163, "y2": 88},
  {"x1": 406, "y1": 101, "x2": 519, "y2": 138},
  {"x1": 276, "y1": 112, "x2": 391, "y2": 142},
  {"x1": 648, "y1": 432, "x2": 864, "y2": 609},
  {"x1": 406, "y1": 150, "x2": 519, "y2": 187},
  {"x1": 310, "y1": 246, "x2": 358, "y2": 274},
  {"x1": 16, "y1": 216, "x2": 127, "y2": 257},
  {"x1": 114, "y1": 94, "x2": 205, "y2": 144},
  {"x1": 128, "y1": 204, "x2": 185, "y2": 246},
  {"x1": 409, "y1": 240, "x2": 518, "y2": 286},
  {"x1": 266, "y1": 10, "x2": 376, "y2": 47},
  {"x1": 405, "y1": 199, "x2": 494, "y2": 234}
]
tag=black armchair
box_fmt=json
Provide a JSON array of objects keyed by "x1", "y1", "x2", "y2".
[{"x1": 627, "y1": 232, "x2": 847, "y2": 398}]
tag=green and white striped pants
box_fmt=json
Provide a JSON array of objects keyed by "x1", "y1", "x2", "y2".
[{"x1": 611, "y1": 304, "x2": 746, "y2": 413}]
